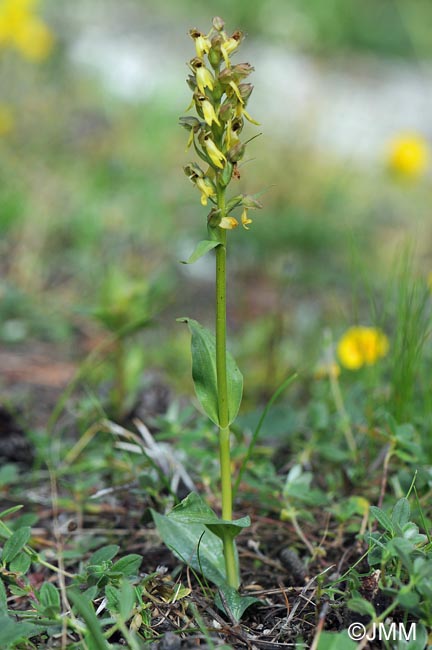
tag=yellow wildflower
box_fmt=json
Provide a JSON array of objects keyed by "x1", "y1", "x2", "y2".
[
  {"x1": 314, "y1": 362, "x2": 340, "y2": 380},
  {"x1": 0, "y1": 0, "x2": 53, "y2": 61},
  {"x1": 337, "y1": 326, "x2": 389, "y2": 370},
  {"x1": 387, "y1": 133, "x2": 429, "y2": 178},
  {"x1": 204, "y1": 134, "x2": 226, "y2": 169},
  {"x1": 14, "y1": 15, "x2": 53, "y2": 60},
  {"x1": 0, "y1": 103, "x2": 14, "y2": 135},
  {"x1": 219, "y1": 216, "x2": 238, "y2": 229}
]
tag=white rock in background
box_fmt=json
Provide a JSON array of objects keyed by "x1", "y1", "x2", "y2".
[{"x1": 69, "y1": 18, "x2": 432, "y2": 164}]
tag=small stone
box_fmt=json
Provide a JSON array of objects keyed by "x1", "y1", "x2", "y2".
[
  {"x1": 279, "y1": 548, "x2": 306, "y2": 584},
  {"x1": 159, "y1": 632, "x2": 181, "y2": 650}
]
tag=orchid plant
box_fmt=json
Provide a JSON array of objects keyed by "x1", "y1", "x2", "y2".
[{"x1": 153, "y1": 16, "x2": 262, "y2": 600}]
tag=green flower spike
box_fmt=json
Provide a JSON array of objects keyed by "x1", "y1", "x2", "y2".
[{"x1": 176, "y1": 17, "x2": 263, "y2": 591}]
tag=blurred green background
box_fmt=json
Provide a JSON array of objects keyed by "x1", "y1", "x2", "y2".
[{"x1": 1, "y1": 0, "x2": 432, "y2": 410}]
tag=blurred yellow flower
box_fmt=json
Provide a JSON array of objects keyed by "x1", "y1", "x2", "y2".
[
  {"x1": 337, "y1": 326, "x2": 389, "y2": 370},
  {"x1": 387, "y1": 133, "x2": 429, "y2": 178},
  {"x1": 314, "y1": 361, "x2": 340, "y2": 380},
  {"x1": 0, "y1": 0, "x2": 53, "y2": 61},
  {"x1": 0, "y1": 103, "x2": 14, "y2": 135}
]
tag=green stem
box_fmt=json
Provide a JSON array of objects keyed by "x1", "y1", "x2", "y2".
[
  {"x1": 215, "y1": 185, "x2": 238, "y2": 589},
  {"x1": 219, "y1": 427, "x2": 232, "y2": 521},
  {"x1": 215, "y1": 230, "x2": 229, "y2": 429}
]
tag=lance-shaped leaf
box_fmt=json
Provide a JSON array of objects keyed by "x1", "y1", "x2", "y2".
[
  {"x1": 152, "y1": 509, "x2": 226, "y2": 587},
  {"x1": 166, "y1": 492, "x2": 250, "y2": 541},
  {"x1": 180, "y1": 240, "x2": 220, "y2": 264},
  {"x1": 152, "y1": 493, "x2": 250, "y2": 587},
  {"x1": 177, "y1": 318, "x2": 243, "y2": 426}
]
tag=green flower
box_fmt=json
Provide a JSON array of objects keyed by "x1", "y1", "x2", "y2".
[
  {"x1": 180, "y1": 17, "x2": 262, "y2": 232},
  {"x1": 189, "y1": 28, "x2": 211, "y2": 58},
  {"x1": 196, "y1": 94, "x2": 220, "y2": 127},
  {"x1": 203, "y1": 134, "x2": 226, "y2": 168},
  {"x1": 190, "y1": 58, "x2": 215, "y2": 94},
  {"x1": 220, "y1": 30, "x2": 243, "y2": 67}
]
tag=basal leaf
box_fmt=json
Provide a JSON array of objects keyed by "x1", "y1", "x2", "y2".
[
  {"x1": 166, "y1": 492, "x2": 216, "y2": 523},
  {"x1": 151, "y1": 507, "x2": 226, "y2": 587},
  {"x1": 205, "y1": 517, "x2": 250, "y2": 542},
  {"x1": 180, "y1": 240, "x2": 220, "y2": 264},
  {"x1": 178, "y1": 318, "x2": 243, "y2": 426},
  {"x1": 165, "y1": 493, "x2": 250, "y2": 542},
  {"x1": 152, "y1": 493, "x2": 250, "y2": 587}
]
